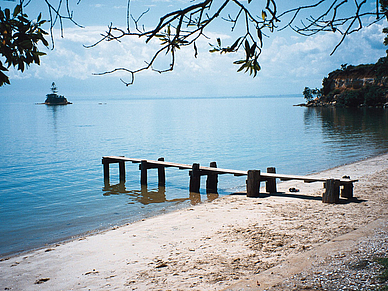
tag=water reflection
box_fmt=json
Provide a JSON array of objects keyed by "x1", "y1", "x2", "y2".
[
  {"x1": 304, "y1": 107, "x2": 388, "y2": 154},
  {"x1": 103, "y1": 182, "x2": 219, "y2": 206}
]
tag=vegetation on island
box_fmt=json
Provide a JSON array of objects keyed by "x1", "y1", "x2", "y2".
[
  {"x1": 44, "y1": 82, "x2": 71, "y2": 105},
  {"x1": 303, "y1": 57, "x2": 388, "y2": 108},
  {"x1": 1, "y1": 0, "x2": 388, "y2": 86}
]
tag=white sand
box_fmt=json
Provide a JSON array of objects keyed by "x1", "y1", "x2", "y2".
[{"x1": 1, "y1": 154, "x2": 387, "y2": 290}]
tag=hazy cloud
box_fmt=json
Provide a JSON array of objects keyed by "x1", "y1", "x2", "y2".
[{"x1": 5, "y1": 18, "x2": 387, "y2": 97}]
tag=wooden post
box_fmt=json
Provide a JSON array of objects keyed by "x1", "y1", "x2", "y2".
[
  {"x1": 247, "y1": 170, "x2": 261, "y2": 198},
  {"x1": 189, "y1": 163, "x2": 201, "y2": 193},
  {"x1": 119, "y1": 161, "x2": 126, "y2": 183},
  {"x1": 341, "y1": 183, "x2": 353, "y2": 199},
  {"x1": 266, "y1": 167, "x2": 277, "y2": 193},
  {"x1": 158, "y1": 157, "x2": 166, "y2": 186},
  {"x1": 140, "y1": 160, "x2": 148, "y2": 186},
  {"x1": 206, "y1": 161, "x2": 218, "y2": 194},
  {"x1": 102, "y1": 158, "x2": 110, "y2": 186},
  {"x1": 323, "y1": 179, "x2": 340, "y2": 203}
]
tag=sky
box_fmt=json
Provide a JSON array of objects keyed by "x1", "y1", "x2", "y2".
[{"x1": 1, "y1": 0, "x2": 387, "y2": 100}]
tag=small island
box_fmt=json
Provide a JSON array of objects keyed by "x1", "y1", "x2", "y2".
[{"x1": 44, "y1": 82, "x2": 72, "y2": 105}]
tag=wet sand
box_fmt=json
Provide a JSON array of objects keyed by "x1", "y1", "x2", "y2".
[{"x1": 1, "y1": 153, "x2": 387, "y2": 290}]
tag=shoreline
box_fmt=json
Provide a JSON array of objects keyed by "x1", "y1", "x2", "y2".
[
  {"x1": 3, "y1": 150, "x2": 386, "y2": 260},
  {"x1": 1, "y1": 153, "x2": 387, "y2": 290},
  {"x1": 2, "y1": 150, "x2": 384, "y2": 260}
]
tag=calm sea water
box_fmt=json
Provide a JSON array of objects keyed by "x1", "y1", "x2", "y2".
[{"x1": 1, "y1": 96, "x2": 388, "y2": 257}]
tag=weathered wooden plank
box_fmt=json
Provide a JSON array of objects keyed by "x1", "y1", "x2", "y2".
[
  {"x1": 102, "y1": 157, "x2": 357, "y2": 196},
  {"x1": 140, "y1": 160, "x2": 148, "y2": 185},
  {"x1": 189, "y1": 163, "x2": 201, "y2": 193},
  {"x1": 323, "y1": 179, "x2": 340, "y2": 203},
  {"x1": 119, "y1": 161, "x2": 126, "y2": 183},
  {"x1": 266, "y1": 167, "x2": 277, "y2": 193},
  {"x1": 103, "y1": 159, "x2": 110, "y2": 186},
  {"x1": 158, "y1": 157, "x2": 166, "y2": 186},
  {"x1": 206, "y1": 162, "x2": 218, "y2": 194},
  {"x1": 247, "y1": 170, "x2": 261, "y2": 198},
  {"x1": 341, "y1": 183, "x2": 354, "y2": 199}
]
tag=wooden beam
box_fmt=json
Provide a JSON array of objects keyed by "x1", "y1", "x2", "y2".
[
  {"x1": 341, "y1": 183, "x2": 353, "y2": 199},
  {"x1": 247, "y1": 170, "x2": 261, "y2": 198},
  {"x1": 119, "y1": 161, "x2": 126, "y2": 184},
  {"x1": 158, "y1": 157, "x2": 166, "y2": 186},
  {"x1": 323, "y1": 179, "x2": 340, "y2": 203},
  {"x1": 102, "y1": 158, "x2": 110, "y2": 186},
  {"x1": 189, "y1": 163, "x2": 201, "y2": 193},
  {"x1": 206, "y1": 162, "x2": 218, "y2": 194},
  {"x1": 140, "y1": 160, "x2": 148, "y2": 186},
  {"x1": 266, "y1": 167, "x2": 277, "y2": 193}
]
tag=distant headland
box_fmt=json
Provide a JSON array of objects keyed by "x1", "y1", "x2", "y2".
[{"x1": 299, "y1": 56, "x2": 388, "y2": 108}]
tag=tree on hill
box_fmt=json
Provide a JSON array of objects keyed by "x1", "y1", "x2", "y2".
[{"x1": 1, "y1": 0, "x2": 387, "y2": 87}]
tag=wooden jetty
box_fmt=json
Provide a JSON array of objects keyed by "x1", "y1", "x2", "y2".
[{"x1": 102, "y1": 156, "x2": 358, "y2": 204}]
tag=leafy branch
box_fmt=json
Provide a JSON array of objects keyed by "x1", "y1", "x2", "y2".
[
  {"x1": 87, "y1": 0, "x2": 280, "y2": 85},
  {"x1": 279, "y1": 0, "x2": 387, "y2": 55},
  {"x1": 0, "y1": 0, "x2": 83, "y2": 86},
  {"x1": 0, "y1": 4, "x2": 48, "y2": 85},
  {"x1": 89, "y1": 0, "x2": 387, "y2": 85}
]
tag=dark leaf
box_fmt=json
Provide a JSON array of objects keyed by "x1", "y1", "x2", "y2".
[
  {"x1": 230, "y1": 37, "x2": 242, "y2": 51},
  {"x1": 193, "y1": 42, "x2": 198, "y2": 58},
  {"x1": 5, "y1": 8, "x2": 10, "y2": 20},
  {"x1": 13, "y1": 5, "x2": 21, "y2": 18},
  {"x1": 257, "y1": 28, "x2": 262, "y2": 47}
]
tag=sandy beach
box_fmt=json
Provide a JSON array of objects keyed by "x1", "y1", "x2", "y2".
[{"x1": 1, "y1": 153, "x2": 387, "y2": 290}]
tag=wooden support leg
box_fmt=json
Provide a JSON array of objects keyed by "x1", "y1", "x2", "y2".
[
  {"x1": 189, "y1": 163, "x2": 201, "y2": 193},
  {"x1": 341, "y1": 183, "x2": 353, "y2": 199},
  {"x1": 140, "y1": 160, "x2": 148, "y2": 186},
  {"x1": 247, "y1": 170, "x2": 261, "y2": 198},
  {"x1": 119, "y1": 161, "x2": 126, "y2": 184},
  {"x1": 206, "y1": 161, "x2": 218, "y2": 194},
  {"x1": 323, "y1": 179, "x2": 340, "y2": 203},
  {"x1": 158, "y1": 157, "x2": 166, "y2": 186},
  {"x1": 266, "y1": 167, "x2": 277, "y2": 193},
  {"x1": 102, "y1": 159, "x2": 110, "y2": 186}
]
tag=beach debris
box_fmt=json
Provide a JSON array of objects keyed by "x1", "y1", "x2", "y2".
[
  {"x1": 84, "y1": 269, "x2": 99, "y2": 275},
  {"x1": 34, "y1": 278, "x2": 50, "y2": 284},
  {"x1": 155, "y1": 261, "x2": 168, "y2": 268},
  {"x1": 289, "y1": 187, "x2": 300, "y2": 192}
]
